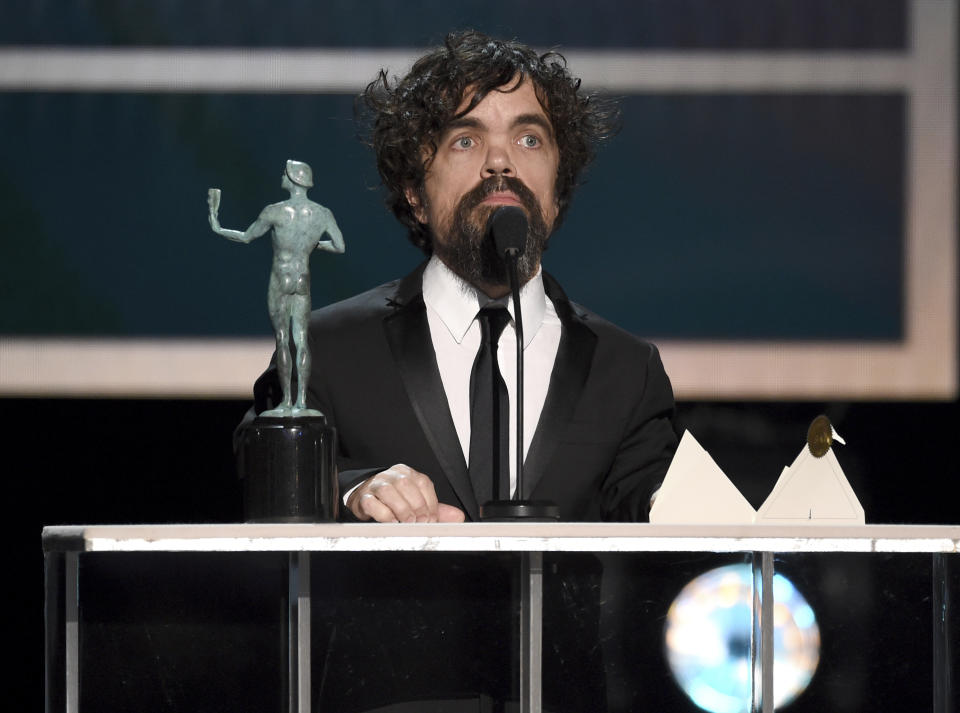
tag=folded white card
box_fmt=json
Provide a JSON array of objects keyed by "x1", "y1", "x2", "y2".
[
  {"x1": 650, "y1": 430, "x2": 757, "y2": 524},
  {"x1": 756, "y1": 446, "x2": 864, "y2": 524},
  {"x1": 649, "y1": 427, "x2": 865, "y2": 525}
]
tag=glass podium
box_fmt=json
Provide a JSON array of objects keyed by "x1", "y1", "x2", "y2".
[{"x1": 43, "y1": 523, "x2": 959, "y2": 713}]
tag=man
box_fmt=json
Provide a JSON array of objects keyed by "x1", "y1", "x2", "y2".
[
  {"x1": 246, "y1": 32, "x2": 679, "y2": 712},
  {"x1": 252, "y1": 31, "x2": 677, "y2": 523}
]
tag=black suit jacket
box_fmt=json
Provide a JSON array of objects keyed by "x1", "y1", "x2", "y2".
[{"x1": 253, "y1": 262, "x2": 677, "y2": 522}]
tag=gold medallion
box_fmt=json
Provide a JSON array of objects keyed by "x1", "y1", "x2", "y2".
[{"x1": 806, "y1": 415, "x2": 833, "y2": 458}]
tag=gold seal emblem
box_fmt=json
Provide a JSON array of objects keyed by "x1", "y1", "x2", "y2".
[{"x1": 806, "y1": 415, "x2": 834, "y2": 457}]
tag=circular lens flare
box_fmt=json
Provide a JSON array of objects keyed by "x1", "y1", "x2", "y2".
[{"x1": 664, "y1": 564, "x2": 819, "y2": 712}]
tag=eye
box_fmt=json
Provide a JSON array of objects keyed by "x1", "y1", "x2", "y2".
[
  {"x1": 453, "y1": 136, "x2": 475, "y2": 150},
  {"x1": 519, "y1": 134, "x2": 541, "y2": 148}
]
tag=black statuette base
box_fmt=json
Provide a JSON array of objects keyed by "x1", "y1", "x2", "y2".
[
  {"x1": 236, "y1": 415, "x2": 338, "y2": 523},
  {"x1": 479, "y1": 499, "x2": 560, "y2": 522}
]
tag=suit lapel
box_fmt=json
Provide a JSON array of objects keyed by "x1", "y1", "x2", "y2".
[
  {"x1": 383, "y1": 265, "x2": 480, "y2": 520},
  {"x1": 521, "y1": 273, "x2": 597, "y2": 498}
]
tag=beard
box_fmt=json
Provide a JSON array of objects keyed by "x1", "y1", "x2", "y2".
[{"x1": 430, "y1": 175, "x2": 551, "y2": 290}]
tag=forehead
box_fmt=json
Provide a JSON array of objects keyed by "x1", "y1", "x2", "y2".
[{"x1": 451, "y1": 78, "x2": 551, "y2": 128}]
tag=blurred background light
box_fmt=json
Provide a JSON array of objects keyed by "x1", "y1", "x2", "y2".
[{"x1": 664, "y1": 563, "x2": 820, "y2": 712}]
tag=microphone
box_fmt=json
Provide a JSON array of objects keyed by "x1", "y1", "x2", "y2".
[
  {"x1": 490, "y1": 205, "x2": 527, "y2": 258},
  {"x1": 480, "y1": 206, "x2": 559, "y2": 522}
]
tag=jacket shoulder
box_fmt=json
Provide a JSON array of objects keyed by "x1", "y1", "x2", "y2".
[
  {"x1": 544, "y1": 270, "x2": 658, "y2": 357},
  {"x1": 571, "y1": 302, "x2": 658, "y2": 351},
  {"x1": 308, "y1": 278, "x2": 402, "y2": 331}
]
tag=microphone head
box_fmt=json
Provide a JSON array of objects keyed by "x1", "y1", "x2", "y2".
[{"x1": 489, "y1": 205, "x2": 527, "y2": 257}]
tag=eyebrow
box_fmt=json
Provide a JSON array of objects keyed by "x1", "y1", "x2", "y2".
[
  {"x1": 513, "y1": 113, "x2": 555, "y2": 138},
  {"x1": 443, "y1": 112, "x2": 555, "y2": 139}
]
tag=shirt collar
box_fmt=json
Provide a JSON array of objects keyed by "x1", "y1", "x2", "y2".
[{"x1": 422, "y1": 254, "x2": 547, "y2": 348}]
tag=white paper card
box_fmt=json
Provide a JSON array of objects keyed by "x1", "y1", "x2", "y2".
[
  {"x1": 756, "y1": 446, "x2": 864, "y2": 524},
  {"x1": 650, "y1": 430, "x2": 757, "y2": 524}
]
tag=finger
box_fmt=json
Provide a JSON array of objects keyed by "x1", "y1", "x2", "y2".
[
  {"x1": 354, "y1": 492, "x2": 399, "y2": 523},
  {"x1": 417, "y1": 476, "x2": 440, "y2": 522},
  {"x1": 437, "y1": 504, "x2": 466, "y2": 523},
  {"x1": 385, "y1": 465, "x2": 438, "y2": 522},
  {"x1": 369, "y1": 481, "x2": 419, "y2": 523},
  {"x1": 402, "y1": 472, "x2": 439, "y2": 522}
]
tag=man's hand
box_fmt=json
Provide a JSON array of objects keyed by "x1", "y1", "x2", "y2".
[{"x1": 346, "y1": 464, "x2": 465, "y2": 523}]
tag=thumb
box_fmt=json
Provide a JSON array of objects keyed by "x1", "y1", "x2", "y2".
[{"x1": 437, "y1": 503, "x2": 466, "y2": 523}]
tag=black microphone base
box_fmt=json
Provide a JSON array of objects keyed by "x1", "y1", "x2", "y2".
[{"x1": 479, "y1": 499, "x2": 560, "y2": 521}]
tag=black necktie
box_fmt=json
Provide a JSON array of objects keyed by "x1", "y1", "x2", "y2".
[{"x1": 468, "y1": 305, "x2": 512, "y2": 505}]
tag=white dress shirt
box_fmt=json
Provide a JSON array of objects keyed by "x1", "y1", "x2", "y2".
[
  {"x1": 342, "y1": 255, "x2": 562, "y2": 505},
  {"x1": 422, "y1": 255, "x2": 562, "y2": 497}
]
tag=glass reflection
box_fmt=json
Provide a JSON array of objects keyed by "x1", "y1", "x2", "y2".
[{"x1": 664, "y1": 564, "x2": 820, "y2": 712}]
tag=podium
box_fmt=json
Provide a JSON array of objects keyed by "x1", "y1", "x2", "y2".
[{"x1": 44, "y1": 523, "x2": 959, "y2": 713}]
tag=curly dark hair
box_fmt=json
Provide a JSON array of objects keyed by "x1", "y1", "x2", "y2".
[{"x1": 360, "y1": 30, "x2": 619, "y2": 254}]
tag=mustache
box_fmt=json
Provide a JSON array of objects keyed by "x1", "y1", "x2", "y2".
[
  {"x1": 436, "y1": 174, "x2": 550, "y2": 289},
  {"x1": 458, "y1": 175, "x2": 543, "y2": 221}
]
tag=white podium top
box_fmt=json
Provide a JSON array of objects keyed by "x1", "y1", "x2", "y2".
[{"x1": 42, "y1": 522, "x2": 960, "y2": 554}]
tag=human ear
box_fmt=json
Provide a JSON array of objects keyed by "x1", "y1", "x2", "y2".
[{"x1": 404, "y1": 186, "x2": 427, "y2": 224}]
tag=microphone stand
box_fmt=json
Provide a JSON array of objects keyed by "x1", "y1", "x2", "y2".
[{"x1": 480, "y1": 248, "x2": 559, "y2": 522}]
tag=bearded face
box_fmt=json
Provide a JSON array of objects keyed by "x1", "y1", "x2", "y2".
[
  {"x1": 406, "y1": 79, "x2": 561, "y2": 295},
  {"x1": 429, "y1": 175, "x2": 551, "y2": 289}
]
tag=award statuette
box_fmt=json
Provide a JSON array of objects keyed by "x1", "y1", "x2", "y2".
[{"x1": 209, "y1": 160, "x2": 345, "y2": 522}]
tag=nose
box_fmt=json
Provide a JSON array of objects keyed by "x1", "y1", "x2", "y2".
[{"x1": 482, "y1": 142, "x2": 515, "y2": 177}]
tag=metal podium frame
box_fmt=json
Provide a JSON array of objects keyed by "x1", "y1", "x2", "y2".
[{"x1": 43, "y1": 523, "x2": 960, "y2": 713}]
